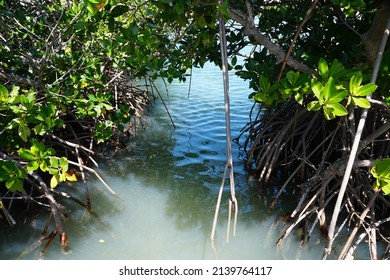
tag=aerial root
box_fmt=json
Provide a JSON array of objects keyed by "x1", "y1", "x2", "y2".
[{"x1": 211, "y1": 2, "x2": 238, "y2": 257}]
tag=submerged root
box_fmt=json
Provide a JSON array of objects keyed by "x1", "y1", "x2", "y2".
[{"x1": 241, "y1": 100, "x2": 390, "y2": 259}]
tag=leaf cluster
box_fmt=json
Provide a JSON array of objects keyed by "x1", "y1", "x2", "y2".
[
  {"x1": 247, "y1": 58, "x2": 377, "y2": 118},
  {"x1": 371, "y1": 158, "x2": 390, "y2": 195},
  {"x1": 307, "y1": 59, "x2": 377, "y2": 120}
]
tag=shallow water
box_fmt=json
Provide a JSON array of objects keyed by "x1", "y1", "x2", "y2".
[{"x1": 1, "y1": 63, "x2": 333, "y2": 260}]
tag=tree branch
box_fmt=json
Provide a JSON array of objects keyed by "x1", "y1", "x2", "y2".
[
  {"x1": 0, "y1": 69, "x2": 43, "y2": 88},
  {"x1": 228, "y1": 6, "x2": 315, "y2": 74}
]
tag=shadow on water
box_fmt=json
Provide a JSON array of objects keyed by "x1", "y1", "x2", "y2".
[{"x1": 0, "y1": 63, "x2": 330, "y2": 260}]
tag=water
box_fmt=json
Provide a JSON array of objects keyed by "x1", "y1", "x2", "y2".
[{"x1": 0, "y1": 63, "x2": 328, "y2": 260}]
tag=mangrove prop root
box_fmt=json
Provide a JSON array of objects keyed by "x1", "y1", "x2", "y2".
[
  {"x1": 75, "y1": 146, "x2": 91, "y2": 211},
  {"x1": 323, "y1": 16, "x2": 390, "y2": 259},
  {"x1": 40, "y1": 230, "x2": 58, "y2": 255},
  {"x1": 211, "y1": 0, "x2": 238, "y2": 258},
  {"x1": 0, "y1": 151, "x2": 69, "y2": 252},
  {"x1": 68, "y1": 160, "x2": 121, "y2": 200},
  {"x1": 211, "y1": 165, "x2": 227, "y2": 258},
  {"x1": 338, "y1": 189, "x2": 380, "y2": 260},
  {"x1": 0, "y1": 199, "x2": 16, "y2": 226}
]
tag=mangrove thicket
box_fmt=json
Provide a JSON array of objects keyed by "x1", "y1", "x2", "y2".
[{"x1": 0, "y1": 0, "x2": 390, "y2": 259}]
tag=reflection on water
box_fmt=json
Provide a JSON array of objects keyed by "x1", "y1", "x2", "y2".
[{"x1": 0, "y1": 63, "x2": 327, "y2": 260}]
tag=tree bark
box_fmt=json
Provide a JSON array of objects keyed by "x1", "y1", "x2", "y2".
[{"x1": 361, "y1": 2, "x2": 390, "y2": 63}]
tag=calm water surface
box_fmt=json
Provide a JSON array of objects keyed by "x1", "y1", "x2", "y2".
[{"x1": 1, "y1": 63, "x2": 329, "y2": 260}]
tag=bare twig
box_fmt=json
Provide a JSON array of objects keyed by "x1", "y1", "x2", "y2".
[
  {"x1": 338, "y1": 189, "x2": 380, "y2": 260},
  {"x1": 149, "y1": 78, "x2": 176, "y2": 130},
  {"x1": 67, "y1": 159, "x2": 121, "y2": 200},
  {"x1": 277, "y1": 0, "x2": 319, "y2": 81}
]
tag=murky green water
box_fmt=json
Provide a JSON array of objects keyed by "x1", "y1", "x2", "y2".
[{"x1": 1, "y1": 63, "x2": 331, "y2": 260}]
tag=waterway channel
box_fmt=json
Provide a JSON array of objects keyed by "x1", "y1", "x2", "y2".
[{"x1": 1, "y1": 63, "x2": 331, "y2": 260}]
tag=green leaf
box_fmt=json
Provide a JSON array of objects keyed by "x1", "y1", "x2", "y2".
[
  {"x1": 382, "y1": 184, "x2": 390, "y2": 195},
  {"x1": 318, "y1": 58, "x2": 329, "y2": 79},
  {"x1": 349, "y1": 72, "x2": 363, "y2": 95},
  {"x1": 238, "y1": 71, "x2": 255, "y2": 80},
  {"x1": 322, "y1": 77, "x2": 336, "y2": 102},
  {"x1": 18, "y1": 167, "x2": 27, "y2": 179},
  {"x1": 323, "y1": 106, "x2": 335, "y2": 120},
  {"x1": 10, "y1": 86, "x2": 20, "y2": 96},
  {"x1": 259, "y1": 75, "x2": 270, "y2": 93},
  {"x1": 0, "y1": 84, "x2": 9, "y2": 102},
  {"x1": 329, "y1": 59, "x2": 345, "y2": 79},
  {"x1": 269, "y1": 81, "x2": 280, "y2": 93},
  {"x1": 371, "y1": 158, "x2": 390, "y2": 195},
  {"x1": 47, "y1": 167, "x2": 59, "y2": 175},
  {"x1": 18, "y1": 148, "x2": 35, "y2": 161},
  {"x1": 311, "y1": 80, "x2": 323, "y2": 101},
  {"x1": 356, "y1": 83, "x2": 378, "y2": 97},
  {"x1": 86, "y1": 2, "x2": 95, "y2": 15},
  {"x1": 7, "y1": 118, "x2": 20, "y2": 130},
  {"x1": 280, "y1": 87, "x2": 293, "y2": 99},
  {"x1": 327, "y1": 89, "x2": 347, "y2": 103},
  {"x1": 371, "y1": 158, "x2": 390, "y2": 179},
  {"x1": 351, "y1": 96, "x2": 371, "y2": 108},
  {"x1": 307, "y1": 101, "x2": 321, "y2": 111},
  {"x1": 40, "y1": 160, "x2": 48, "y2": 172},
  {"x1": 110, "y1": 4, "x2": 130, "y2": 17},
  {"x1": 286, "y1": 71, "x2": 299, "y2": 85},
  {"x1": 26, "y1": 161, "x2": 39, "y2": 172},
  {"x1": 326, "y1": 103, "x2": 348, "y2": 117},
  {"x1": 131, "y1": 25, "x2": 139, "y2": 36},
  {"x1": 295, "y1": 73, "x2": 310, "y2": 87},
  {"x1": 231, "y1": 56, "x2": 237, "y2": 66},
  {"x1": 294, "y1": 92, "x2": 304, "y2": 105},
  {"x1": 0, "y1": 161, "x2": 16, "y2": 181},
  {"x1": 34, "y1": 123, "x2": 47, "y2": 136},
  {"x1": 0, "y1": 170, "x2": 8, "y2": 182},
  {"x1": 0, "y1": 160, "x2": 26, "y2": 192},
  {"x1": 21, "y1": 92, "x2": 36, "y2": 110},
  {"x1": 45, "y1": 147, "x2": 56, "y2": 157},
  {"x1": 59, "y1": 157, "x2": 69, "y2": 172},
  {"x1": 174, "y1": 3, "x2": 184, "y2": 14},
  {"x1": 49, "y1": 157, "x2": 59, "y2": 169},
  {"x1": 216, "y1": 0, "x2": 229, "y2": 16},
  {"x1": 18, "y1": 122, "x2": 30, "y2": 142},
  {"x1": 253, "y1": 91, "x2": 268, "y2": 104},
  {"x1": 50, "y1": 175, "x2": 58, "y2": 188},
  {"x1": 30, "y1": 143, "x2": 41, "y2": 157},
  {"x1": 6, "y1": 177, "x2": 24, "y2": 192},
  {"x1": 74, "y1": 22, "x2": 85, "y2": 30},
  {"x1": 59, "y1": 173, "x2": 67, "y2": 182}
]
